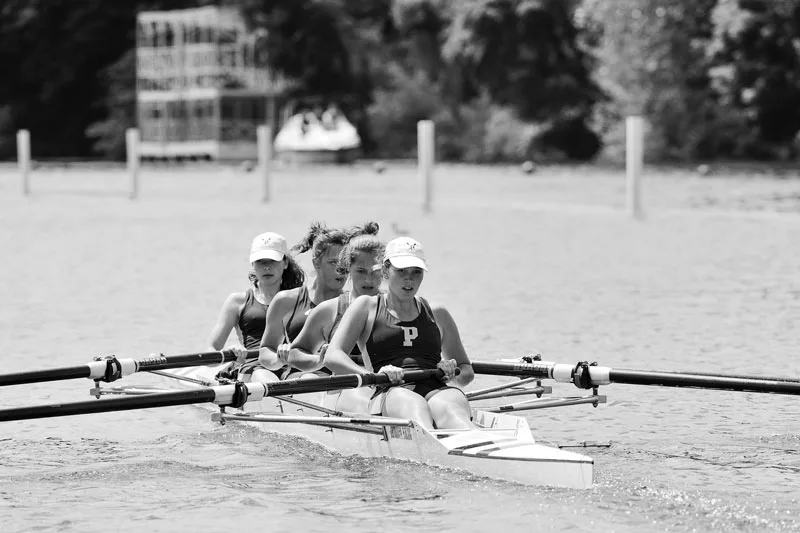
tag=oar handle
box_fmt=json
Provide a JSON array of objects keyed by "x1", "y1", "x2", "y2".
[{"x1": 259, "y1": 369, "x2": 445, "y2": 397}]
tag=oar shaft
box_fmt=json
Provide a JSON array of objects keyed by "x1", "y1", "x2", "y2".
[
  {"x1": 0, "y1": 349, "x2": 258, "y2": 387},
  {"x1": 644, "y1": 369, "x2": 800, "y2": 384},
  {"x1": 0, "y1": 366, "x2": 91, "y2": 387},
  {"x1": 0, "y1": 389, "x2": 217, "y2": 422},
  {"x1": 604, "y1": 368, "x2": 800, "y2": 395},
  {"x1": 0, "y1": 369, "x2": 443, "y2": 422}
]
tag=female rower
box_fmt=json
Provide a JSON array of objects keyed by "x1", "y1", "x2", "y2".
[
  {"x1": 207, "y1": 231, "x2": 304, "y2": 379},
  {"x1": 280, "y1": 233, "x2": 385, "y2": 411},
  {"x1": 282, "y1": 233, "x2": 385, "y2": 371},
  {"x1": 256, "y1": 222, "x2": 377, "y2": 380},
  {"x1": 324, "y1": 236, "x2": 475, "y2": 429}
]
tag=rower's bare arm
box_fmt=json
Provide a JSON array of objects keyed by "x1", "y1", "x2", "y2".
[
  {"x1": 207, "y1": 292, "x2": 245, "y2": 351},
  {"x1": 433, "y1": 304, "x2": 475, "y2": 389},
  {"x1": 325, "y1": 295, "x2": 371, "y2": 375},
  {"x1": 258, "y1": 290, "x2": 295, "y2": 370},
  {"x1": 286, "y1": 302, "x2": 333, "y2": 371}
]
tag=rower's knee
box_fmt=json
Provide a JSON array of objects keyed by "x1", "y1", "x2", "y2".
[
  {"x1": 382, "y1": 388, "x2": 435, "y2": 429},
  {"x1": 428, "y1": 389, "x2": 474, "y2": 429},
  {"x1": 336, "y1": 388, "x2": 370, "y2": 413},
  {"x1": 250, "y1": 367, "x2": 280, "y2": 383}
]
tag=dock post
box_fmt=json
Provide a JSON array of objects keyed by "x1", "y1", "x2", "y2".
[
  {"x1": 17, "y1": 130, "x2": 30, "y2": 196},
  {"x1": 417, "y1": 120, "x2": 434, "y2": 213},
  {"x1": 126, "y1": 128, "x2": 140, "y2": 200},
  {"x1": 257, "y1": 125, "x2": 272, "y2": 203},
  {"x1": 625, "y1": 116, "x2": 644, "y2": 218}
]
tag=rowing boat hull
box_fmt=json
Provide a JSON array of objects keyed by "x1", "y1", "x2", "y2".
[{"x1": 163, "y1": 365, "x2": 594, "y2": 489}]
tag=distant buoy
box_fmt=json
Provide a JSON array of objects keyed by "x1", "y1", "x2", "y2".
[
  {"x1": 521, "y1": 160, "x2": 535, "y2": 174},
  {"x1": 373, "y1": 160, "x2": 387, "y2": 174},
  {"x1": 696, "y1": 164, "x2": 710, "y2": 176}
]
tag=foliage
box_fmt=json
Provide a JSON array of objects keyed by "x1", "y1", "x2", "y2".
[
  {"x1": 367, "y1": 70, "x2": 566, "y2": 163},
  {"x1": 443, "y1": 0, "x2": 599, "y2": 122},
  {"x1": 366, "y1": 66, "x2": 444, "y2": 158},
  {"x1": 0, "y1": 0, "x2": 207, "y2": 159},
  {"x1": 85, "y1": 50, "x2": 136, "y2": 159},
  {"x1": 706, "y1": 0, "x2": 800, "y2": 159},
  {"x1": 578, "y1": 0, "x2": 718, "y2": 162},
  {"x1": 3, "y1": 0, "x2": 800, "y2": 163},
  {"x1": 434, "y1": 93, "x2": 543, "y2": 163}
]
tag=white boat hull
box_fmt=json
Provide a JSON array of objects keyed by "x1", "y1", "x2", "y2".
[{"x1": 165, "y1": 365, "x2": 594, "y2": 489}]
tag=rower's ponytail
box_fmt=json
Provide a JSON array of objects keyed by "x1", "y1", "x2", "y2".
[
  {"x1": 291, "y1": 221, "x2": 330, "y2": 255},
  {"x1": 293, "y1": 221, "x2": 359, "y2": 269},
  {"x1": 348, "y1": 221, "x2": 379, "y2": 239}
]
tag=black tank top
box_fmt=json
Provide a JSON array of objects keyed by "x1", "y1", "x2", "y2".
[
  {"x1": 284, "y1": 285, "x2": 316, "y2": 342},
  {"x1": 365, "y1": 294, "x2": 441, "y2": 371},
  {"x1": 237, "y1": 289, "x2": 268, "y2": 349},
  {"x1": 327, "y1": 292, "x2": 361, "y2": 358}
]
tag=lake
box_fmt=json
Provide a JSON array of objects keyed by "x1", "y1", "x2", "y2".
[{"x1": 1, "y1": 161, "x2": 799, "y2": 532}]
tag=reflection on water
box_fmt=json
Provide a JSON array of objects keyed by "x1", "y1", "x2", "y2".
[{"x1": 0, "y1": 165, "x2": 799, "y2": 532}]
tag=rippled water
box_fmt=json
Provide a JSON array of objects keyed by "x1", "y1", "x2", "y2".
[{"x1": 1, "y1": 163, "x2": 799, "y2": 532}]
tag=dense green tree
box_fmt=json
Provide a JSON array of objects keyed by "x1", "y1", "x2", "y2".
[
  {"x1": 578, "y1": 0, "x2": 717, "y2": 161},
  {"x1": 4, "y1": 0, "x2": 800, "y2": 163},
  {"x1": 443, "y1": 0, "x2": 597, "y2": 121},
  {"x1": 0, "y1": 1, "x2": 134, "y2": 157},
  {"x1": 706, "y1": 0, "x2": 800, "y2": 159},
  {"x1": 235, "y1": 0, "x2": 380, "y2": 149},
  {"x1": 441, "y1": 0, "x2": 600, "y2": 159},
  {"x1": 0, "y1": 0, "x2": 205, "y2": 159},
  {"x1": 373, "y1": 0, "x2": 601, "y2": 161}
]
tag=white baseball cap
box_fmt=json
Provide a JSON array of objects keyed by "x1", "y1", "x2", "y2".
[
  {"x1": 249, "y1": 232, "x2": 289, "y2": 263},
  {"x1": 384, "y1": 237, "x2": 428, "y2": 271}
]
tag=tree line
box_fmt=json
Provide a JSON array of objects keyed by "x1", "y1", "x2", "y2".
[{"x1": 1, "y1": 0, "x2": 799, "y2": 163}]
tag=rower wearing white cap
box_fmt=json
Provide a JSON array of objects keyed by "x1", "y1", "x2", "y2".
[
  {"x1": 324, "y1": 237, "x2": 475, "y2": 429},
  {"x1": 207, "y1": 231, "x2": 304, "y2": 380}
]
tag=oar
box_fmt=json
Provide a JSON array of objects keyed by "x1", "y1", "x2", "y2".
[
  {"x1": 472, "y1": 360, "x2": 800, "y2": 396},
  {"x1": 472, "y1": 361, "x2": 552, "y2": 379},
  {"x1": 0, "y1": 369, "x2": 442, "y2": 422},
  {"x1": 0, "y1": 349, "x2": 259, "y2": 387}
]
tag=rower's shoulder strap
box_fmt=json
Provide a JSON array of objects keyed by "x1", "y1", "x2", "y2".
[
  {"x1": 229, "y1": 290, "x2": 250, "y2": 322},
  {"x1": 417, "y1": 296, "x2": 435, "y2": 322},
  {"x1": 363, "y1": 294, "x2": 381, "y2": 345}
]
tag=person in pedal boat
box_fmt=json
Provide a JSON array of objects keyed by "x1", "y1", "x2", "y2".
[
  {"x1": 280, "y1": 232, "x2": 385, "y2": 411},
  {"x1": 255, "y1": 222, "x2": 375, "y2": 381},
  {"x1": 324, "y1": 237, "x2": 476, "y2": 429},
  {"x1": 206, "y1": 231, "x2": 304, "y2": 374}
]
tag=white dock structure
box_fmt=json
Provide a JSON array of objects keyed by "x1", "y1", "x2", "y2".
[{"x1": 135, "y1": 6, "x2": 295, "y2": 161}]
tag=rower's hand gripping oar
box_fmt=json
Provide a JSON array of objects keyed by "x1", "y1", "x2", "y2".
[
  {"x1": 0, "y1": 349, "x2": 259, "y2": 387},
  {"x1": 473, "y1": 359, "x2": 800, "y2": 396},
  {"x1": 0, "y1": 369, "x2": 445, "y2": 422}
]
